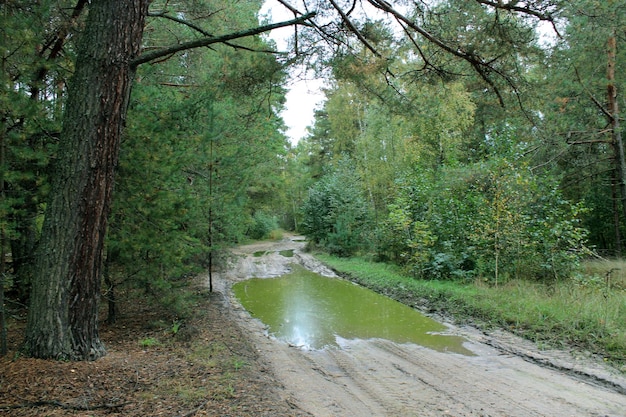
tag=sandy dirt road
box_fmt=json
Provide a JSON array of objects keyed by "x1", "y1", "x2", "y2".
[{"x1": 214, "y1": 236, "x2": 626, "y2": 417}]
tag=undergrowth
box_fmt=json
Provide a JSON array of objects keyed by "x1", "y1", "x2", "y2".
[{"x1": 317, "y1": 254, "x2": 626, "y2": 370}]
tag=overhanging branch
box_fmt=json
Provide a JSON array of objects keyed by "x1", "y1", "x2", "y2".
[
  {"x1": 131, "y1": 12, "x2": 316, "y2": 68},
  {"x1": 367, "y1": 0, "x2": 507, "y2": 105},
  {"x1": 474, "y1": 0, "x2": 556, "y2": 22},
  {"x1": 147, "y1": 10, "x2": 278, "y2": 54},
  {"x1": 475, "y1": 0, "x2": 562, "y2": 38}
]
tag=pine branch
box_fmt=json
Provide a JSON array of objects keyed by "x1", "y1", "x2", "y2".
[
  {"x1": 131, "y1": 12, "x2": 315, "y2": 68},
  {"x1": 147, "y1": 10, "x2": 279, "y2": 54},
  {"x1": 328, "y1": 0, "x2": 381, "y2": 57},
  {"x1": 474, "y1": 0, "x2": 562, "y2": 38},
  {"x1": 367, "y1": 0, "x2": 508, "y2": 106}
]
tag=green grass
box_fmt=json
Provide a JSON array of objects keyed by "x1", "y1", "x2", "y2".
[
  {"x1": 139, "y1": 337, "x2": 160, "y2": 348},
  {"x1": 317, "y1": 254, "x2": 626, "y2": 369}
]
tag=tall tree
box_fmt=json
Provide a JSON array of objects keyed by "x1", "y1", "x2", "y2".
[
  {"x1": 24, "y1": 0, "x2": 150, "y2": 360},
  {"x1": 539, "y1": 0, "x2": 626, "y2": 254}
]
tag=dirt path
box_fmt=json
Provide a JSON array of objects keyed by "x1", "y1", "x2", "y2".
[{"x1": 215, "y1": 235, "x2": 626, "y2": 417}]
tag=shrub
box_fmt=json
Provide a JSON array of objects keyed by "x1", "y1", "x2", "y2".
[
  {"x1": 301, "y1": 158, "x2": 372, "y2": 256},
  {"x1": 248, "y1": 211, "x2": 279, "y2": 240}
]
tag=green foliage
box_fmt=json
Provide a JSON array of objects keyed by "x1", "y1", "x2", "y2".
[
  {"x1": 301, "y1": 158, "x2": 372, "y2": 256},
  {"x1": 377, "y1": 202, "x2": 436, "y2": 275},
  {"x1": 535, "y1": 0, "x2": 626, "y2": 255},
  {"x1": 379, "y1": 157, "x2": 589, "y2": 283},
  {"x1": 139, "y1": 337, "x2": 160, "y2": 348},
  {"x1": 0, "y1": 1, "x2": 77, "y2": 297},
  {"x1": 105, "y1": 0, "x2": 291, "y2": 311},
  {"x1": 248, "y1": 211, "x2": 279, "y2": 240}
]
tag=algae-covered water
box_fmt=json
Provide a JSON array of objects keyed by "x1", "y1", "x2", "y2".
[{"x1": 233, "y1": 266, "x2": 472, "y2": 354}]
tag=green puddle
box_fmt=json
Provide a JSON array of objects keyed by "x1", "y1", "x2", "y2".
[{"x1": 233, "y1": 266, "x2": 473, "y2": 355}]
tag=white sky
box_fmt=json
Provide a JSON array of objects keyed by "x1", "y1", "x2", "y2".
[{"x1": 260, "y1": 1, "x2": 325, "y2": 145}]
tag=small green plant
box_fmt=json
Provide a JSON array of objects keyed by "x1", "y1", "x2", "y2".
[
  {"x1": 231, "y1": 357, "x2": 247, "y2": 371},
  {"x1": 212, "y1": 383, "x2": 235, "y2": 400},
  {"x1": 171, "y1": 320, "x2": 182, "y2": 335},
  {"x1": 139, "y1": 337, "x2": 160, "y2": 348}
]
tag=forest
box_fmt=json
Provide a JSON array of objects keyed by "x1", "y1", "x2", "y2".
[{"x1": 0, "y1": 0, "x2": 625, "y2": 366}]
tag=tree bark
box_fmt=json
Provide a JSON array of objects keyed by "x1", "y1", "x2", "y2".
[{"x1": 24, "y1": 0, "x2": 149, "y2": 360}]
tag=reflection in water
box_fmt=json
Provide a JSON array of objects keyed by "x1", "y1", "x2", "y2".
[{"x1": 233, "y1": 266, "x2": 473, "y2": 355}]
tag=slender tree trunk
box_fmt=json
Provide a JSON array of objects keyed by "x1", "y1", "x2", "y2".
[
  {"x1": 612, "y1": 169, "x2": 622, "y2": 256},
  {"x1": 1, "y1": 118, "x2": 6, "y2": 356},
  {"x1": 208, "y1": 139, "x2": 215, "y2": 293},
  {"x1": 103, "y1": 253, "x2": 117, "y2": 325},
  {"x1": 607, "y1": 33, "x2": 626, "y2": 234},
  {"x1": 24, "y1": 0, "x2": 149, "y2": 360}
]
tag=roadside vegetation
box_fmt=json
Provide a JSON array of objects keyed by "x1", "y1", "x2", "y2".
[{"x1": 317, "y1": 253, "x2": 626, "y2": 371}]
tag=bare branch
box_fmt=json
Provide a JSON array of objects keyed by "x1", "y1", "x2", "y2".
[
  {"x1": 567, "y1": 139, "x2": 613, "y2": 145},
  {"x1": 131, "y1": 12, "x2": 315, "y2": 67},
  {"x1": 328, "y1": 0, "x2": 381, "y2": 57},
  {"x1": 573, "y1": 67, "x2": 612, "y2": 121},
  {"x1": 39, "y1": 0, "x2": 89, "y2": 58},
  {"x1": 31, "y1": 0, "x2": 88, "y2": 99},
  {"x1": 475, "y1": 0, "x2": 557, "y2": 21},
  {"x1": 275, "y1": 0, "x2": 303, "y2": 16}
]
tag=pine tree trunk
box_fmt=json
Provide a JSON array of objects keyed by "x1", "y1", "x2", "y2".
[{"x1": 24, "y1": 0, "x2": 149, "y2": 360}]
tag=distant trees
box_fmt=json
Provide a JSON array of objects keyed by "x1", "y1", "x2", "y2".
[
  {"x1": 301, "y1": 158, "x2": 372, "y2": 256},
  {"x1": 297, "y1": 0, "x2": 602, "y2": 284}
]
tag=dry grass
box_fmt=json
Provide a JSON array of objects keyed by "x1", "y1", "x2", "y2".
[{"x1": 581, "y1": 258, "x2": 626, "y2": 290}]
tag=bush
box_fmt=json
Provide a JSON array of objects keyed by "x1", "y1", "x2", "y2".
[
  {"x1": 248, "y1": 211, "x2": 279, "y2": 240},
  {"x1": 301, "y1": 158, "x2": 372, "y2": 257},
  {"x1": 381, "y1": 160, "x2": 589, "y2": 282}
]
